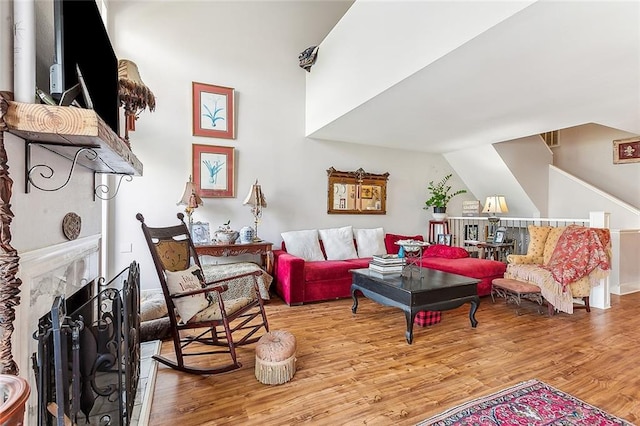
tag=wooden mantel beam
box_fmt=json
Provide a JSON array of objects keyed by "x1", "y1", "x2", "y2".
[{"x1": 3, "y1": 100, "x2": 143, "y2": 176}]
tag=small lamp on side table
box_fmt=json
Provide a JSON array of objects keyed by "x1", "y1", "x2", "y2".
[
  {"x1": 482, "y1": 195, "x2": 508, "y2": 241},
  {"x1": 177, "y1": 175, "x2": 203, "y2": 236},
  {"x1": 243, "y1": 179, "x2": 267, "y2": 242}
]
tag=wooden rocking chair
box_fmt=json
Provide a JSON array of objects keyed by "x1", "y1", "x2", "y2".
[{"x1": 136, "y1": 212, "x2": 269, "y2": 374}]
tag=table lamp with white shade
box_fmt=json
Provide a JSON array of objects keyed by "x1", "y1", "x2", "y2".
[
  {"x1": 482, "y1": 195, "x2": 509, "y2": 224},
  {"x1": 482, "y1": 195, "x2": 508, "y2": 242},
  {"x1": 243, "y1": 179, "x2": 267, "y2": 242},
  {"x1": 177, "y1": 175, "x2": 203, "y2": 236}
]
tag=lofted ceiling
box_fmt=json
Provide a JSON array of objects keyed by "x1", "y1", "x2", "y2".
[{"x1": 308, "y1": 1, "x2": 640, "y2": 154}]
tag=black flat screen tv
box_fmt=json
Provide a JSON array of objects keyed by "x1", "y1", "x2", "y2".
[{"x1": 52, "y1": 0, "x2": 119, "y2": 134}]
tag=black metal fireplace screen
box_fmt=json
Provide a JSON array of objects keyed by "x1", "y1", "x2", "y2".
[{"x1": 32, "y1": 261, "x2": 141, "y2": 426}]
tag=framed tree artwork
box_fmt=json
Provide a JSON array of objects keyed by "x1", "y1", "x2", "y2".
[
  {"x1": 193, "y1": 144, "x2": 235, "y2": 198},
  {"x1": 192, "y1": 82, "x2": 236, "y2": 139}
]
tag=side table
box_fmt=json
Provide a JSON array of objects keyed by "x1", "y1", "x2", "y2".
[
  {"x1": 194, "y1": 241, "x2": 274, "y2": 274},
  {"x1": 475, "y1": 241, "x2": 514, "y2": 262}
]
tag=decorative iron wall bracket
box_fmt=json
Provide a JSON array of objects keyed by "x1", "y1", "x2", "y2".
[
  {"x1": 94, "y1": 173, "x2": 133, "y2": 201},
  {"x1": 25, "y1": 141, "x2": 134, "y2": 200}
]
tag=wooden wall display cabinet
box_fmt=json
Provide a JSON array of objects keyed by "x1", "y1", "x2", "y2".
[{"x1": 327, "y1": 167, "x2": 389, "y2": 215}]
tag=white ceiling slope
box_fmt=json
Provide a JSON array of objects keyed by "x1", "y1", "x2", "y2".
[{"x1": 306, "y1": 1, "x2": 640, "y2": 154}]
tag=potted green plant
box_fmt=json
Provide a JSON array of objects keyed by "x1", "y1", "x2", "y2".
[{"x1": 424, "y1": 174, "x2": 467, "y2": 219}]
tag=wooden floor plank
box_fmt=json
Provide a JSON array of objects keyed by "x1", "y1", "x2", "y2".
[{"x1": 149, "y1": 292, "x2": 640, "y2": 425}]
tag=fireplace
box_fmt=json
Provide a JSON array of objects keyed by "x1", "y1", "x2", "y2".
[
  {"x1": 16, "y1": 236, "x2": 106, "y2": 424},
  {"x1": 32, "y1": 261, "x2": 140, "y2": 425}
]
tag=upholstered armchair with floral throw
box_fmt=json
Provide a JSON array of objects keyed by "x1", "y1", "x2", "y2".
[{"x1": 505, "y1": 225, "x2": 611, "y2": 314}]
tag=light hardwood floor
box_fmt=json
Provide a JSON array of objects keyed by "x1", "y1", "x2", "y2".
[{"x1": 149, "y1": 292, "x2": 640, "y2": 425}]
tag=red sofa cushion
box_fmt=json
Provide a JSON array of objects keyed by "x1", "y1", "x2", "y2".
[
  {"x1": 304, "y1": 260, "x2": 359, "y2": 282},
  {"x1": 417, "y1": 257, "x2": 506, "y2": 296},
  {"x1": 423, "y1": 244, "x2": 469, "y2": 259},
  {"x1": 419, "y1": 257, "x2": 506, "y2": 278},
  {"x1": 384, "y1": 234, "x2": 424, "y2": 254},
  {"x1": 345, "y1": 258, "x2": 371, "y2": 269}
]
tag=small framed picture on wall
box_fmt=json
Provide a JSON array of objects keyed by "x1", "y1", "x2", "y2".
[
  {"x1": 193, "y1": 144, "x2": 235, "y2": 198},
  {"x1": 192, "y1": 82, "x2": 236, "y2": 139}
]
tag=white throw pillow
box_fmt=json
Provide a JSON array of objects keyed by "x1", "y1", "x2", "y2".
[
  {"x1": 318, "y1": 226, "x2": 358, "y2": 260},
  {"x1": 165, "y1": 265, "x2": 209, "y2": 324},
  {"x1": 354, "y1": 227, "x2": 387, "y2": 258},
  {"x1": 281, "y1": 229, "x2": 325, "y2": 261}
]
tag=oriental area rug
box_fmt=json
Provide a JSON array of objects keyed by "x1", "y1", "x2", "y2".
[{"x1": 418, "y1": 379, "x2": 634, "y2": 425}]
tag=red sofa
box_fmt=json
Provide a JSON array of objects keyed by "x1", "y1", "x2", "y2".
[
  {"x1": 273, "y1": 233, "x2": 506, "y2": 306},
  {"x1": 413, "y1": 245, "x2": 506, "y2": 296}
]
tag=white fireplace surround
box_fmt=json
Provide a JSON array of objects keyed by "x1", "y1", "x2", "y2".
[{"x1": 14, "y1": 234, "x2": 101, "y2": 424}]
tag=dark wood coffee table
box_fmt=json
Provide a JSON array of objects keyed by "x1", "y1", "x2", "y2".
[{"x1": 351, "y1": 268, "x2": 480, "y2": 344}]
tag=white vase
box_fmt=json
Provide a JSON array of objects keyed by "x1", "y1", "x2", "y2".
[
  {"x1": 432, "y1": 207, "x2": 447, "y2": 221},
  {"x1": 432, "y1": 212, "x2": 447, "y2": 221}
]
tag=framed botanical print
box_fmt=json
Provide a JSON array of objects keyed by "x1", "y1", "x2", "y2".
[
  {"x1": 192, "y1": 82, "x2": 235, "y2": 139},
  {"x1": 193, "y1": 144, "x2": 235, "y2": 198}
]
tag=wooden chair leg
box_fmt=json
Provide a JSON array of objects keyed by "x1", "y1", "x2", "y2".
[
  {"x1": 171, "y1": 330, "x2": 185, "y2": 368},
  {"x1": 547, "y1": 302, "x2": 555, "y2": 316},
  {"x1": 583, "y1": 296, "x2": 590, "y2": 312},
  {"x1": 210, "y1": 324, "x2": 219, "y2": 344}
]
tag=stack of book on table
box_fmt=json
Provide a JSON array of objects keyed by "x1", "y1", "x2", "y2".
[{"x1": 369, "y1": 254, "x2": 406, "y2": 276}]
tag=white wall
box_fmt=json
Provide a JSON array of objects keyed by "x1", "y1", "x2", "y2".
[
  {"x1": 494, "y1": 135, "x2": 551, "y2": 216},
  {"x1": 7, "y1": 136, "x2": 102, "y2": 253},
  {"x1": 445, "y1": 141, "x2": 543, "y2": 218},
  {"x1": 304, "y1": 1, "x2": 640, "y2": 154},
  {"x1": 610, "y1": 229, "x2": 640, "y2": 295},
  {"x1": 548, "y1": 166, "x2": 639, "y2": 230},
  {"x1": 305, "y1": 0, "x2": 534, "y2": 136},
  {"x1": 554, "y1": 123, "x2": 640, "y2": 208},
  {"x1": 448, "y1": 123, "x2": 639, "y2": 222},
  {"x1": 107, "y1": 1, "x2": 465, "y2": 289},
  {"x1": 546, "y1": 123, "x2": 640, "y2": 230}
]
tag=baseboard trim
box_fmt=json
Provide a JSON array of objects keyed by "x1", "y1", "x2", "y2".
[
  {"x1": 133, "y1": 340, "x2": 161, "y2": 425},
  {"x1": 611, "y1": 281, "x2": 640, "y2": 296}
]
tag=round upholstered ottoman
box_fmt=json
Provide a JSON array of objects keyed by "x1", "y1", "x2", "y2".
[{"x1": 255, "y1": 330, "x2": 297, "y2": 385}]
